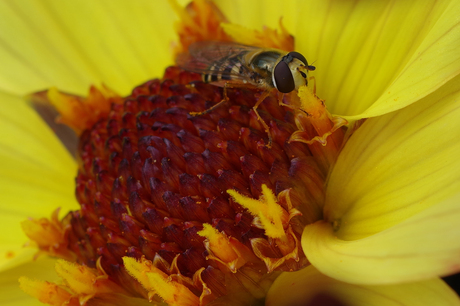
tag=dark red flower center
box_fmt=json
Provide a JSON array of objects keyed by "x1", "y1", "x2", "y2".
[{"x1": 51, "y1": 66, "x2": 332, "y2": 304}]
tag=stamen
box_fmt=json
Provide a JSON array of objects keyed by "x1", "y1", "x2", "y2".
[
  {"x1": 46, "y1": 85, "x2": 121, "y2": 134},
  {"x1": 170, "y1": 0, "x2": 232, "y2": 56},
  {"x1": 55, "y1": 259, "x2": 126, "y2": 304},
  {"x1": 19, "y1": 277, "x2": 72, "y2": 306},
  {"x1": 229, "y1": 186, "x2": 304, "y2": 272},
  {"x1": 123, "y1": 256, "x2": 200, "y2": 306},
  {"x1": 228, "y1": 185, "x2": 288, "y2": 239},
  {"x1": 198, "y1": 223, "x2": 257, "y2": 272},
  {"x1": 21, "y1": 209, "x2": 75, "y2": 261},
  {"x1": 289, "y1": 86, "x2": 347, "y2": 172}
]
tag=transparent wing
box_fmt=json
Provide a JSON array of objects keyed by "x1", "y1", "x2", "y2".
[{"x1": 176, "y1": 41, "x2": 261, "y2": 83}]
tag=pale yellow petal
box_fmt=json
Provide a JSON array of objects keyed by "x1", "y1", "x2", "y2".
[
  {"x1": 325, "y1": 74, "x2": 460, "y2": 240},
  {"x1": 0, "y1": 256, "x2": 57, "y2": 306},
  {"x1": 345, "y1": 0, "x2": 460, "y2": 119},
  {"x1": 303, "y1": 0, "x2": 458, "y2": 118},
  {"x1": 266, "y1": 265, "x2": 460, "y2": 306},
  {"x1": 215, "y1": 0, "x2": 296, "y2": 31},
  {"x1": 217, "y1": 0, "x2": 459, "y2": 118},
  {"x1": 0, "y1": 0, "x2": 182, "y2": 96},
  {"x1": 0, "y1": 91, "x2": 77, "y2": 271},
  {"x1": 302, "y1": 191, "x2": 460, "y2": 285}
]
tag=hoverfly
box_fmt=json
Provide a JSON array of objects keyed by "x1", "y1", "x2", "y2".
[{"x1": 177, "y1": 41, "x2": 316, "y2": 147}]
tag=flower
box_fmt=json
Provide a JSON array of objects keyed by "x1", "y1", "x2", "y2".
[{"x1": 1, "y1": 0, "x2": 460, "y2": 305}]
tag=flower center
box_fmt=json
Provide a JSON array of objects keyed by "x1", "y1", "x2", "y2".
[{"x1": 23, "y1": 66, "x2": 345, "y2": 305}]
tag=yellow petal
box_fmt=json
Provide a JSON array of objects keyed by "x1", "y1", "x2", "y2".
[
  {"x1": 325, "y1": 74, "x2": 460, "y2": 240},
  {"x1": 0, "y1": 256, "x2": 58, "y2": 306},
  {"x1": 0, "y1": 0, "x2": 183, "y2": 96},
  {"x1": 0, "y1": 91, "x2": 77, "y2": 271},
  {"x1": 301, "y1": 0, "x2": 458, "y2": 118},
  {"x1": 0, "y1": 248, "x2": 36, "y2": 275},
  {"x1": 266, "y1": 265, "x2": 460, "y2": 306},
  {"x1": 215, "y1": 1, "x2": 288, "y2": 31},
  {"x1": 303, "y1": 191, "x2": 460, "y2": 285},
  {"x1": 345, "y1": 0, "x2": 460, "y2": 119},
  {"x1": 217, "y1": 0, "x2": 459, "y2": 118}
]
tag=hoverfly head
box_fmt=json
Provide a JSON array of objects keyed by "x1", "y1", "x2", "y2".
[{"x1": 273, "y1": 51, "x2": 315, "y2": 93}]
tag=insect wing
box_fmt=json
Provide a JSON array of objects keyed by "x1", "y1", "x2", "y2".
[{"x1": 177, "y1": 41, "x2": 260, "y2": 83}]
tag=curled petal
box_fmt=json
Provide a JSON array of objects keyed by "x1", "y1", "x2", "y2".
[{"x1": 303, "y1": 192, "x2": 460, "y2": 284}]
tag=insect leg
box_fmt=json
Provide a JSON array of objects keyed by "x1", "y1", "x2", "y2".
[
  {"x1": 253, "y1": 90, "x2": 273, "y2": 148},
  {"x1": 220, "y1": 83, "x2": 274, "y2": 147},
  {"x1": 189, "y1": 83, "x2": 232, "y2": 116},
  {"x1": 277, "y1": 90, "x2": 299, "y2": 110}
]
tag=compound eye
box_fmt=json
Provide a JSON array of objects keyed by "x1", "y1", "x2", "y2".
[
  {"x1": 287, "y1": 51, "x2": 308, "y2": 66},
  {"x1": 274, "y1": 61, "x2": 295, "y2": 93}
]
